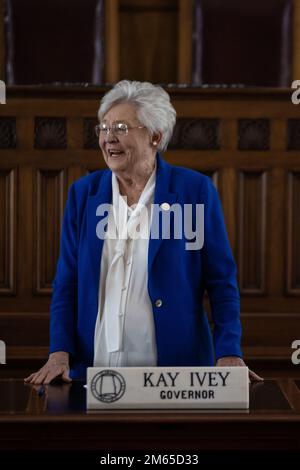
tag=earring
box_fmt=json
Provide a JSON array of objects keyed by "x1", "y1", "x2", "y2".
[{"x1": 153, "y1": 141, "x2": 157, "y2": 146}]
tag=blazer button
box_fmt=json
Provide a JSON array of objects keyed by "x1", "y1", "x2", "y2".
[
  {"x1": 161, "y1": 202, "x2": 170, "y2": 211},
  {"x1": 155, "y1": 299, "x2": 163, "y2": 308}
]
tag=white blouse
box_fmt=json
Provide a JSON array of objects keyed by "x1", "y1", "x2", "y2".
[{"x1": 93, "y1": 166, "x2": 157, "y2": 367}]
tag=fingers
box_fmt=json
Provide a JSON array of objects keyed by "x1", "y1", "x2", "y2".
[
  {"x1": 43, "y1": 369, "x2": 62, "y2": 385},
  {"x1": 249, "y1": 369, "x2": 264, "y2": 382},
  {"x1": 24, "y1": 368, "x2": 47, "y2": 384},
  {"x1": 24, "y1": 362, "x2": 71, "y2": 385},
  {"x1": 216, "y1": 357, "x2": 245, "y2": 367},
  {"x1": 28, "y1": 369, "x2": 48, "y2": 384},
  {"x1": 43, "y1": 366, "x2": 70, "y2": 384},
  {"x1": 216, "y1": 358, "x2": 264, "y2": 384},
  {"x1": 61, "y1": 368, "x2": 72, "y2": 383},
  {"x1": 24, "y1": 373, "x2": 36, "y2": 382}
]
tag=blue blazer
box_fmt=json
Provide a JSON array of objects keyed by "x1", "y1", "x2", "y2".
[{"x1": 50, "y1": 153, "x2": 242, "y2": 379}]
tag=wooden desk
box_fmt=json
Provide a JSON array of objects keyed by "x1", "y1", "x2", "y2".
[{"x1": 0, "y1": 378, "x2": 299, "y2": 453}]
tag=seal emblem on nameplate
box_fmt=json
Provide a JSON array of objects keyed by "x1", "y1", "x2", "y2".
[{"x1": 91, "y1": 370, "x2": 126, "y2": 403}]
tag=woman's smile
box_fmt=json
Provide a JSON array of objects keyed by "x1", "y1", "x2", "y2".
[{"x1": 107, "y1": 149, "x2": 125, "y2": 158}]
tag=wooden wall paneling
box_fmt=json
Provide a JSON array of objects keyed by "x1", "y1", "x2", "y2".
[
  {"x1": 104, "y1": 0, "x2": 120, "y2": 83},
  {"x1": 209, "y1": 170, "x2": 218, "y2": 189},
  {"x1": 268, "y1": 167, "x2": 285, "y2": 297},
  {"x1": 119, "y1": 0, "x2": 178, "y2": 83},
  {"x1": 268, "y1": 120, "x2": 286, "y2": 298},
  {"x1": 219, "y1": 119, "x2": 238, "y2": 254},
  {"x1": 0, "y1": 167, "x2": 16, "y2": 295},
  {"x1": 241, "y1": 313, "x2": 300, "y2": 360},
  {"x1": 0, "y1": 87, "x2": 299, "y2": 373},
  {"x1": 18, "y1": 164, "x2": 33, "y2": 303},
  {"x1": 271, "y1": 119, "x2": 287, "y2": 151},
  {"x1": 238, "y1": 170, "x2": 267, "y2": 295},
  {"x1": 169, "y1": 117, "x2": 220, "y2": 150},
  {"x1": 177, "y1": 0, "x2": 193, "y2": 83},
  {"x1": 67, "y1": 117, "x2": 83, "y2": 150},
  {"x1": 16, "y1": 116, "x2": 34, "y2": 150},
  {"x1": 238, "y1": 119, "x2": 270, "y2": 151},
  {"x1": 0, "y1": 313, "x2": 49, "y2": 349},
  {"x1": 34, "y1": 117, "x2": 67, "y2": 150},
  {"x1": 220, "y1": 118, "x2": 237, "y2": 151},
  {"x1": 82, "y1": 111, "x2": 114, "y2": 173},
  {"x1": 67, "y1": 117, "x2": 86, "y2": 185},
  {"x1": 221, "y1": 168, "x2": 237, "y2": 255},
  {"x1": 287, "y1": 170, "x2": 300, "y2": 294},
  {"x1": 83, "y1": 116, "x2": 99, "y2": 151},
  {"x1": 34, "y1": 168, "x2": 66, "y2": 295},
  {"x1": 240, "y1": 295, "x2": 300, "y2": 314}
]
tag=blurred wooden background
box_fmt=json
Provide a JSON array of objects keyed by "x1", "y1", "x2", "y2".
[
  {"x1": 0, "y1": 0, "x2": 300, "y2": 377},
  {"x1": 1, "y1": 0, "x2": 300, "y2": 85}
]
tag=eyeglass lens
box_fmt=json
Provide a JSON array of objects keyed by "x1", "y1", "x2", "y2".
[{"x1": 96, "y1": 122, "x2": 128, "y2": 136}]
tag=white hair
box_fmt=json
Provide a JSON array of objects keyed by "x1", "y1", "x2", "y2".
[{"x1": 98, "y1": 80, "x2": 177, "y2": 152}]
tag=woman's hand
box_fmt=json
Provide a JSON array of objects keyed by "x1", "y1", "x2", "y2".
[
  {"x1": 24, "y1": 351, "x2": 71, "y2": 385},
  {"x1": 216, "y1": 356, "x2": 264, "y2": 382}
]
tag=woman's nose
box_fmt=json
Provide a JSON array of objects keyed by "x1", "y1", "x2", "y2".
[{"x1": 105, "y1": 129, "x2": 118, "y2": 142}]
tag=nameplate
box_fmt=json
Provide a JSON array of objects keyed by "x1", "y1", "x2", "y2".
[{"x1": 87, "y1": 367, "x2": 249, "y2": 409}]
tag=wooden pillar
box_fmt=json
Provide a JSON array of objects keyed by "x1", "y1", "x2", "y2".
[
  {"x1": 177, "y1": 0, "x2": 193, "y2": 83},
  {"x1": 293, "y1": 0, "x2": 300, "y2": 80},
  {"x1": 0, "y1": 0, "x2": 4, "y2": 81},
  {"x1": 104, "y1": 0, "x2": 120, "y2": 83}
]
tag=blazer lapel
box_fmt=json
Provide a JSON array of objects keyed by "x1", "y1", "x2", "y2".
[
  {"x1": 148, "y1": 154, "x2": 178, "y2": 274},
  {"x1": 87, "y1": 155, "x2": 177, "y2": 299},
  {"x1": 87, "y1": 169, "x2": 112, "y2": 302}
]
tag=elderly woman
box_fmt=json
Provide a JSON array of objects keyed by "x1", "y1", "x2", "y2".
[{"x1": 25, "y1": 80, "x2": 262, "y2": 385}]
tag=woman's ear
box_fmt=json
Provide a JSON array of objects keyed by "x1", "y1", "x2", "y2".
[{"x1": 151, "y1": 131, "x2": 162, "y2": 147}]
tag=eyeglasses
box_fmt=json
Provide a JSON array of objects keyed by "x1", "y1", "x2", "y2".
[{"x1": 95, "y1": 121, "x2": 145, "y2": 137}]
